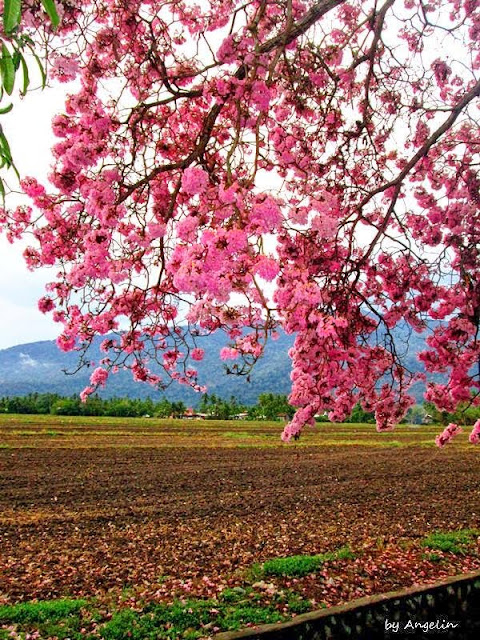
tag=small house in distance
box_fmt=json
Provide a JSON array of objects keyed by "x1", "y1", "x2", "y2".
[{"x1": 181, "y1": 408, "x2": 207, "y2": 420}]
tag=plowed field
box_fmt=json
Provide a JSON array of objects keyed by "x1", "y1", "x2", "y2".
[{"x1": 1, "y1": 415, "x2": 479, "y2": 610}]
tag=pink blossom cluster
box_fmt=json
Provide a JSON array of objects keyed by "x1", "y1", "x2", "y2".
[
  {"x1": 435, "y1": 423, "x2": 463, "y2": 448},
  {"x1": 50, "y1": 55, "x2": 80, "y2": 83},
  {"x1": 469, "y1": 419, "x2": 480, "y2": 445},
  {"x1": 251, "y1": 81, "x2": 273, "y2": 112},
  {"x1": 90, "y1": 367, "x2": 109, "y2": 387},
  {"x1": 250, "y1": 197, "x2": 282, "y2": 234},
  {"x1": 220, "y1": 347, "x2": 239, "y2": 360},
  {"x1": 181, "y1": 167, "x2": 209, "y2": 195}
]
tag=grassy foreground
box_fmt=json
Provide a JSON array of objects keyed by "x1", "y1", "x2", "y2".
[{"x1": 1, "y1": 536, "x2": 479, "y2": 639}]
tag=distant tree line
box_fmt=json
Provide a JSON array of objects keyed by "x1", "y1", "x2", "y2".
[
  {"x1": 2, "y1": 392, "x2": 478, "y2": 425},
  {"x1": 318, "y1": 402, "x2": 480, "y2": 426},
  {"x1": 0, "y1": 393, "x2": 184, "y2": 418},
  {"x1": 198, "y1": 392, "x2": 295, "y2": 421},
  {"x1": 0, "y1": 392, "x2": 295, "y2": 420},
  {"x1": 420, "y1": 402, "x2": 480, "y2": 426}
]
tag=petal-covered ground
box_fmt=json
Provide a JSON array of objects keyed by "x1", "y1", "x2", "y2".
[{"x1": 0, "y1": 415, "x2": 479, "y2": 636}]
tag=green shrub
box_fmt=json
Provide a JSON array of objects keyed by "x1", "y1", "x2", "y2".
[
  {"x1": 219, "y1": 604, "x2": 284, "y2": 630},
  {"x1": 283, "y1": 594, "x2": 313, "y2": 614}
]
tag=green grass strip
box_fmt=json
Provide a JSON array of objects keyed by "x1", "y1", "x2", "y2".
[
  {"x1": 99, "y1": 595, "x2": 291, "y2": 640},
  {"x1": 260, "y1": 546, "x2": 355, "y2": 577},
  {"x1": 421, "y1": 529, "x2": 479, "y2": 554},
  {"x1": 0, "y1": 588, "x2": 313, "y2": 640},
  {"x1": 0, "y1": 598, "x2": 87, "y2": 624}
]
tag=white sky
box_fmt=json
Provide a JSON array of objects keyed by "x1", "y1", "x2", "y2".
[{"x1": 0, "y1": 84, "x2": 68, "y2": 349}]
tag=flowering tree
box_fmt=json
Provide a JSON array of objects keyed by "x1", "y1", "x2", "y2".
[{"x1": 1, "y1": 0, "x2": 479, "y2": 443}]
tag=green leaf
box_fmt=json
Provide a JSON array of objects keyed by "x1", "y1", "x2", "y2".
[
  {"x1": 3, "y1": 0, "x2": 22, "y2": 35},
  {"x1": 0, "y1": 102, "x2": 13, "y2": 114},
  {"x1": 0, "y1": 129, "x2": 19, "y2": 178},
  {"x1": 40, "y1": 0, "x2": 60, "y2": 29},
  {"x1": 18, "y1": 51, "x2": 29, "y2": 95},
  {"x1": 0, "y1": 130, "x2": 13, "y2": 164},
  {"x1": 20, "y1": 34, "x2": 34, "y2": 46},
  {"x1": 0, "y1": 44, "x2": 15, "y2": 95},
  {"x1": 24, "y1": 43, "x2": 46, "y2": 88},
  {"x1": 0, "y1": 130, "x2": 20, "y2": 180},
  {"x1": 12, "y1": 49, "x2": 21, "y2": 71}
]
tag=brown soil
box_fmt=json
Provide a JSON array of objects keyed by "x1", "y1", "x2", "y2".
[{"x1": 1, "y1": 441, "x2": 479, "y2": 605}]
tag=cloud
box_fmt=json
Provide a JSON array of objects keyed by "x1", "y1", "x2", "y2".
[{"x1": 19, "y1": 353, "x2": 40, "y2": 367}]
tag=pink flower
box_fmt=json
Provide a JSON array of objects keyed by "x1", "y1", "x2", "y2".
[
  {"x1": 435, "y1": 423, "x2": 463, "y2": 448},
  {"x1": 251, "y1": 197, "x2": 282, "y2": 233},
  {"x1": 256, "y1": 256, "x2": 279, "y2": 281},
  {"x1": 312, "y1": 213, "x2": 337, "y2": 239},
  {"x1": 90, "y1": 367, "x2": 108, "y2": 387},
  {"x1": 191, "y1": 348, "x2": 205, "y2": 361},
  {"x1": 220, "y1": 347, "x2": 239, "y2": 360},
  {"x1": 148, "y1": 222, "x2": 167, "y2": 238},
  {"x1": 38, "y1": 297, "x2": 54, "y2": 313},
  {"x1": 217, "y1": 35, "x2": 236, "y2": 63},
  {"x1": 469, "y1": 419, "x2": 480, "y2": 444},
  {"x1": 219, "y1": 184, "x2": 236, "y2": 204},
  {"x1": 80, "y1": 387, "x2": 94, "y2": 403},
  {"x1": 182, "y1": 167, "x2": 209, "y2": 195},
  {"x1": 51, "y1": 55, "x2": 80, "y2": 83},
  {"x1": 251, "y1": 81, "x2": 272, "y2": 111},
  {"x1": 132, "y1": 363, "x2": 148, "y2": 382},
  {"x1": 21, "y1": 178, "x2": 46, "y2": 198},
  {"x1": 57, "y1": 334, "x2": 76, "y2": 352},
  {"x1": 177, "y1": 216, "x2": 199, "y2": 241},
  {"x1": 431, "y1": 59, "x2": 451, "y2": 86}
]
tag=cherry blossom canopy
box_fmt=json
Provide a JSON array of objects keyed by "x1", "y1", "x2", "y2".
[{"x1": 1, "y1": 0, "x2": 479, "y2": 442}]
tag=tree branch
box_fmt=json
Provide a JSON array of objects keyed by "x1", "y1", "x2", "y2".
[
  {"x1": 359, "y1": 77, "x2": 480, "y2": 263},
  {"x1": 117, "y1": 0, "x2": 346, "y2": 204}
]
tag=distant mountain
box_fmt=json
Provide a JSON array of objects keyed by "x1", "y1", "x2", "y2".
[
  {"x1": 0, "y1": 331, "x2": 296, "y2": 405},
  {"x1": 0, "y1": 326, "x2": 437, "y2": 405}
]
